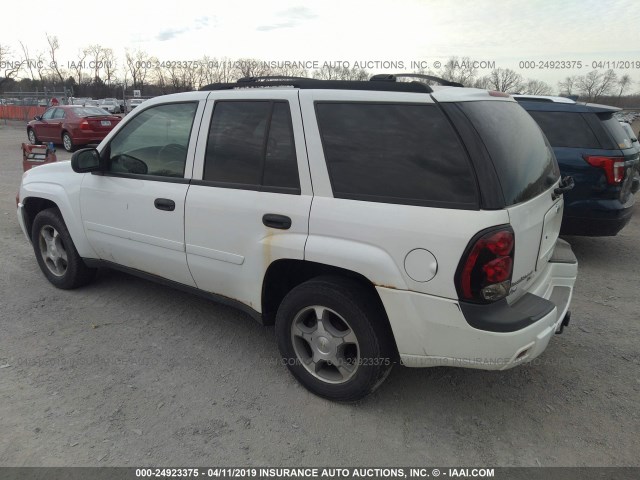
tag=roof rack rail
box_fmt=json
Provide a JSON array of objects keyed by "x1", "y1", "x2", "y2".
[
  {"x1": 512, "y1": 97, "x2": 554, "y2": 103},
  {"x1": 370, "y1": 73, "x2": 464, "y2": 88},
  {"x1": 237, "y1": 75, "x2": 311, "y2": 83},
  {"x1": 200, "y1": 78, "x2": 433, "y2": 93}
]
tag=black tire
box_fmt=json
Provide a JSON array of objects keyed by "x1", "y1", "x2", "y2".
[
  {"x1": 31, "y1": 208, "x2": 96, "y2": 289},
  {"x1": 62, "y1": 132, "x2": 74, "y2": 152},
  {"x1": 275, "y1": 276, "x2": 395, "y2": 401},
  {"x1": 27, "y1": 128, "x2": 41, "y2": 145}
]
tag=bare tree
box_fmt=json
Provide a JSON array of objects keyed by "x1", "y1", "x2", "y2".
[
  {"x1": 35, "y1": 52, "x2": 47, "y2": 83},
  {"x1": 70, "y1": 48, "x2": 88, "y2": 86},
  {"x1": 522, "y1": 79, "x2": 553, "y2": 95},
  {"x1": 438, "y1": 56, "x2": 478, "y2": 86},
  {"x1": 617, "y1": 74, "x2": 633, "y2": 99},
  {"x1": 125, "y1": 50, "x2": 151, "y2": 90},
  {"x1": 271, "y1": 63, "x2": 308, "y2": 78},
  {"x1": 233, "y1": 58, "x2": 272, "y2": 79},
  {"x1": 46, "y1": 34, "x2": 65, "y2": 83},
  {"x1": 577, "y1": 70, "x2": 617, "y2": 101},
  {"x1": 86, "y1": 44, "x2": 104, "y2": 81},
  {"x1": 198, "y1": 57, "x2": 238, "y2": 86},
  {"x1": 558, "y1": 75, "x2": 577, "y2": 96},
  {"x1": 19, "y1": 42, "x2": 36, "y2": 81},
  {"x1": 487, "y1": 68, "x2": 524, "y2": 93},
  {"x1": 313, "y1": 65, "x2": 368, "y2": 81},
  {"x1": 473, "y1": 76, "x2": 492, "y2": 90},
  {"x1": 102, "y1": 48, "x2": 117, "y2": 86},
  {"x1": 0, "y1": 43, "x2": 21, "y2": 88}
]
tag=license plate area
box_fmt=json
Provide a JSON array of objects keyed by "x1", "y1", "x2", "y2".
[
  {"x1": 537, "y1": 198, "x2": 563, "y2": 271},
  {"x1": 101, "y1": 120, "x2": 111, "y2": 126}
]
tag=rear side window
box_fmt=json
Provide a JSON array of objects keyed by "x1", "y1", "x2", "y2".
[
  {"x1": 315, "y1": 103, "x2": 478, "y2": 208},
  {"x1": 203, "y1": 101, "x2": 300, "y2": 192},
  {"x1": 599, "y1": 114, "x2": 632, "y2": 150},
  {"x1": 460, "y1": 101, "x2": 560, "y2": 206},
  {"x1": 526, "y1": 111, "x2": 600, "y2": 148}
]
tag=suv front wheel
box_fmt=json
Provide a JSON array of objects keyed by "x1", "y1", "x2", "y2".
[
  {"x1": 32, "y1": 208, "x2": 96, "y2": 289},
  {"x1": 275, "y1": 277, "x2": 394, "y2": 401}
]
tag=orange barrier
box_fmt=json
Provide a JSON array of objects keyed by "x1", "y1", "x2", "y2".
[
  {"x1": 0, "y1": 105, "x2": 47, "y2": 121},
  {"x1": 22, "y1": 143, "x2": 58, "y2": 172}
]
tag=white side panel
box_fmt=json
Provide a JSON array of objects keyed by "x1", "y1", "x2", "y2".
[
  {"x1": 185, "y1": 188, "x2": 311, "y2": 310},
  {"x1": 80, "y1": 176, "x2": 195, "y2": 286},
  {"x1": 305, "y1": 197, "x2": 509, "y2": 297},
  {"x1": 19, "y1": 161, "x2": 98, "y2": 259}
]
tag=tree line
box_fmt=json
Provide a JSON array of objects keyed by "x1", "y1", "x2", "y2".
[{"x1": 1, "y1": 37, "x2": 637, "y2": 106}]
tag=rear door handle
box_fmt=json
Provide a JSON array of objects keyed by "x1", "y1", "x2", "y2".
[
  {"x1": 262, "y1": 214, "x2": 291, "y2": 230},
  {"x1": 154, "y1": 198, "x2": 175, "y2": 211}
]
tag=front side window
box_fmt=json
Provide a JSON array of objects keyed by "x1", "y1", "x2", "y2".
[
  {"x1": 41, "y1": 109, "x2": 55, "y2": 120},
  {"x1": 203, "y1": 101, "x2": 300, "y2": 192},
  {"x1": 53, "y1": 108, "x2": 65, "y2": 119},
  {"x1": 108, "y1": 103, "x2": 198, "y2": 178}
]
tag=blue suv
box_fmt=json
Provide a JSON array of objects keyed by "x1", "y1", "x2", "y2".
[{"x1": 514, "y1": 95, "x2": 640, "y2": 236}]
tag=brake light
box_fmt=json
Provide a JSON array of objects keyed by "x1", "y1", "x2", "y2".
[
  {"x1": 584, "y1": 155, "x2": 626, "y2": 185},
  {"x1": 79, "y1": 119, "x2": 90, "y2": 130},
  {"x1": 488, "y1": 91, "x2": 510, "y2": 98},
  {"x1": 456, "y1": 227, "x2": 515, "y2": 303}
]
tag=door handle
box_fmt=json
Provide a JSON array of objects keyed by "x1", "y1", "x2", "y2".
[
  {"x1": 262, "y1": 214, "x2": 292, "y2": 230},
  {"x1": 552, "y1": 176, "x2": 575, "y2": 200},
  {"x1": 154, "y1": 198, "x2": 175, "y2": 211}
]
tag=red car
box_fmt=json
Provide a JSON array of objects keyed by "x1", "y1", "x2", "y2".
[{"x1": 27, "y1": 105, "x2": 121, "y2": 152}]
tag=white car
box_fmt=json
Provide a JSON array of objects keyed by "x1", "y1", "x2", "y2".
[
  {"x1": 127, "y1": 98, "x2": 145, "y2": 112},
  {"x1": 619, "y1": 121, "x2": 640, "y2": 153},
  {"x1": 16, "y1": 76, "x2": 577, "y2": 401},
  {"x1": 98, "y1": 98, "x2": 121, "y2": 114}
]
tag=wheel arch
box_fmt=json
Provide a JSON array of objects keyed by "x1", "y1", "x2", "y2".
[
  {"x1": 21, "y1": 189, "x2": 97, "y2": 258},
  {"x1": 261, "y1": 258, "x2": 400, "y2": 359}
]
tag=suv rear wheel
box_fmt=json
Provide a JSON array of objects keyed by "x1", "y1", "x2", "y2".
[
  {"x1": 275, "y1": 276, "x2": 394, "y2": 401},
  {"x1": 32, "y1": 208, "x2": 96, "y2": 289}
]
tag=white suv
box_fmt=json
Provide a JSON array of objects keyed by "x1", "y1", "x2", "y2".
[{"x1": 17, "y1": 76, "x2": 578, "y2": 401}]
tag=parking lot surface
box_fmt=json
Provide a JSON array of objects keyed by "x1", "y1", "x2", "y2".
[{"x1": 1, "y1": 120, "x2": 639, "y2": 466}]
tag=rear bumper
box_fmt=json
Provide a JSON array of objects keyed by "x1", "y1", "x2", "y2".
[
  {"x1": 562, "y1": 194, "x2": 635, "y2": 236},
  {"x1": 68, "y1": 129, "x2": 110, "y2": 145},
  {"x1": 378, "y1": 239, "x2": 578, "y2": 370}
]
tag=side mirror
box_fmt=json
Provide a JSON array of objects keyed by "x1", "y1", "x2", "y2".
[
  {"x1": 71, "y1": 148, "x2": 101, "y2": 173},
  {"x1": 34, "y1": 115, "x2": 42, "y2": 121}
]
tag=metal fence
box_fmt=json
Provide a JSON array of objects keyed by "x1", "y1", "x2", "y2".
[{"x1": 0, "y1": 91, "x2": 70, "y2": 121}]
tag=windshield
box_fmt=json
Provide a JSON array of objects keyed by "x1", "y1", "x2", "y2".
[{"x1": 460, "y1": 101, "x2": 560, "y2": 206}]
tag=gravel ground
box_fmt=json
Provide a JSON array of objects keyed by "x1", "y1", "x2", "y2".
[{"x1": 0, "y1": 120, "x2": 639, "y2": 467}]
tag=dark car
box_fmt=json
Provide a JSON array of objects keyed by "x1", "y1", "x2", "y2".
[
  {"x1": 514, "y1": 95, "x2": 640, "y2": 236},
  {"x1": 27, "y1": 105, "x2": 121, "y2": 152}
]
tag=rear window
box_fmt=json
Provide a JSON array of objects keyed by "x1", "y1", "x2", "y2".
[
  {"x1": 315, "y1": 103, "x2": 478, "y2": 208},
  {"x1": 526, "y1": 111, "x2": 600, "y2": 148},
  {"x1": 460, "y1": 101, "x2": 560, "y2": 205},
  {"x1": 71, "y1": 107, "x2": 110, "y2": 116},
  {"x1": 600, "y1": 114, "x2": 632, "y2": 150}
]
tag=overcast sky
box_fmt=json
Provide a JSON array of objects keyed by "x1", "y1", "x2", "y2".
[{"x1": 2, "y1": 0, "x2": 639, "y2": 89}]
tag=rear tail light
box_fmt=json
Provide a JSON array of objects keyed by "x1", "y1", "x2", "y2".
[
  {"x1": 456, "y1": 226, "x2": 515, "y2": 303},
  {"x1": 79, "y1": 119, "x2": 90, "y2": 130},
  {"x1": 584, "y1": 155, "x2": 626, "y2": 185}
]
